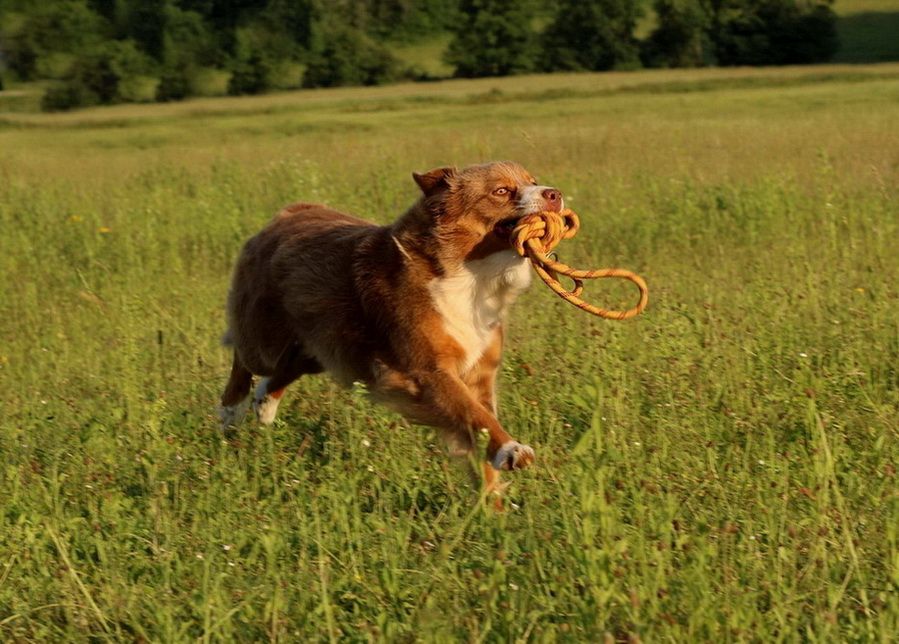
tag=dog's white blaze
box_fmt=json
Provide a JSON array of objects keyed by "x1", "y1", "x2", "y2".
[
  {"x1": 429, "y1": 250, "x2": 531, "y2": 373},
  {"x1": 517, "y1": 185, "x2": 564, "y2": 214}
]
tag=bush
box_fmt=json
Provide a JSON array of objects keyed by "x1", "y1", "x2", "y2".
[
  {"x1": 117, "y1": 75, "x2": 159, "y2": 102},
  {"x1": 227, "y1": 52, "x2": 274, "y2": 95},
  {"x1": 189, "y1": 68, "x2": 231, "y2": 97},
  {"x1": 302, "y1": 24, "x2": 401, "y2": 88},
  {"x1": 156, "y1": 67, "x2": 192, "y2": 102},
  {"x1": 40, "y1": 40, "x2": 152, "y2": 111},
  {"x1": 41, "y1": 81, "x2": 97, "y2": 111}
]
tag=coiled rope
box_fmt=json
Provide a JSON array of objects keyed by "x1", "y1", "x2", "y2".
[{"x1": 511, "y1": 208, "x2": 648, "y2": 320}]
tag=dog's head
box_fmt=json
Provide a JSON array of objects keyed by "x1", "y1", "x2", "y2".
[{"x1": 409, "y1": 161, "x2": 563, "y2": 262}]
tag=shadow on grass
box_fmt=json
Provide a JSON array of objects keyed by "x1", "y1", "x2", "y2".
[{"x1": 835, "y1": 12, "x2": 899, "y2": 62}]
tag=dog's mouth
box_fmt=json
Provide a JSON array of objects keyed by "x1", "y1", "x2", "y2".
[{"x1": 492, "y1": 216, "x2": 522, "y2": 240}]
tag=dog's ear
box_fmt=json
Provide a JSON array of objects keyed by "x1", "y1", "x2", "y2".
[{"x1": 412, "y1": 166, "x2": 457, "y2": 197}]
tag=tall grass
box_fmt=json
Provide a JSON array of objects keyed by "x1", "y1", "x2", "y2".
[{"x1": 1, "y1": 64, "x2": 897, "y2": 640}]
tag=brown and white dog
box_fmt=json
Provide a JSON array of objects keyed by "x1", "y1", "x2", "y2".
[{"x1": 219, "y1": 161, "x2": 563, "y2": 495}]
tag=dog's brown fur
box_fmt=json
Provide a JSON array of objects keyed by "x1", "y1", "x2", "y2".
[{"x1": 220, "y1": 161, "x2": 563, "y2": 496}]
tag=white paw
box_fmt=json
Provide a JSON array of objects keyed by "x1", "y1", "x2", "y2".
[
  {"x1": 218, "y1": 398, "x2": 249, "y2": 430},
  {"x1": 253, "y1": 379, "x2": 281, "y2": 425},
  {"x1": 254, "y1": 395, "x2": 281, "y2": 425},
  {"x1": 491, "y1": 441, "x2": 535, "y2": 471}
]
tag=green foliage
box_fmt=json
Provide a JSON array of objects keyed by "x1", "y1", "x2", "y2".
[
  {"x1": 642, "y1": 0, "x2": 713, "y2": 67},
  {"x1": 302, "y1": 23, "x2": 401, "y2": 88},
  {"x1": 711, "y1": 0, "x2": 839, "y2": 65},
  {"x1": 41, "y1": 39, "x2": 152, "y2": 111},
  {"x1": 362, "y1": 0, "x2": 460, "y2": 40},
  {"x1": 155, "y1": 66, "x2": 192, "y2": 101},
  {"x1": 0, "y1": 0, "x2": 860, "y2": 108},
  {"x1": 162, "y1": 4, "x2": 220, "y2": 67},
  {"x1": 445, "y1": 0, "x2": 538, "y2": 78},
  {"x1": 228, "y1": 50, "x2": 274, "y2": 95},
  {"x1": 0, "y1": 0, "x2": 107, "y2": 80},
  {"x1": 541, "y1": 0, "x2": 643, "y2": 71},
  {"x1": 123, "y1": 0, "x2": 168, "y2": 60}
]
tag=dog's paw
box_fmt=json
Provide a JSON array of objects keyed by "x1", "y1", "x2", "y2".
[
  {"x1": 252, "y1": 379, "x2": 283, "y2": 425},
  {"x1": 218, "y1": 398, "x2": 249, "y2": 431},
  {"x1": 253, "y1": 394, "x2": 280, "y2": 425},
  {"x1": 491, "y1": 441, "x2": 535, "y2": 471}
]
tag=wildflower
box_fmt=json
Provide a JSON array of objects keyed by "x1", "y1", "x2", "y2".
[
  {"x1": 97, "y1": 226, "x2": 112, "y2": 234},
  {"x1": 361, "y1": 438, "x2": 371, "y2": 448},
  {"x1": 68, "y1": 215, "x2": 83, "y2": 223},
  {"x1": 223, "y1": 544, "x2": 232, "y2": 551},
  {"x1": 799, "y1": 352, "x2": 808, "y2": 358}
]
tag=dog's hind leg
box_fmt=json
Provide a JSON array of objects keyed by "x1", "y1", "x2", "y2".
[
  {"x1": 253, "y1": 343, "x2": 324, "y2": 425},
  {"x1": 219, "y1": 353, "x2": 253, "y2": 430}
]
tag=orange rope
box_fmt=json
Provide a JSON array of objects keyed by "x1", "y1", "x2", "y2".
[{"x1": 511, "y1": 208, "x2": 648, "y2": 320}]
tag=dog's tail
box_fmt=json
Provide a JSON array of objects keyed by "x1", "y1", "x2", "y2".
[{"x1": 221, "y1": 329, "x2": 235, "y2": 348}]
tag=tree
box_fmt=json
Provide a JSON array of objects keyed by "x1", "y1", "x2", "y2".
[
  {"x1": 541, "y1": 0, "x2": 642, "y2": 72},
  {"x1": 0, "y1": 1, "x2": 107, "y2": 80},
  {"x1": 123, "y1": 0, "x2": 168, "y2": 61},
  {"x1": 302, "y1": 22, "x2": 401, "y2": 88},
  {"x1": 642, "y1": 0, "x2": 713, "y2": 68},
  {"x1": 445, "y1": 0, "x2": 538, "y2": 78},
  {"x1": 709, "y1": 0, "x2": 838, "y2": 66}
]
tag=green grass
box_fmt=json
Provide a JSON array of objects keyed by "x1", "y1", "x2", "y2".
[{"x1": 1, "y1": 65, "x2": 898, "y2": 641}]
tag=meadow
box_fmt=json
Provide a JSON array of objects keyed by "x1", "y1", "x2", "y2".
[{"x1": 1, "y1": 62, "x2": 898, "y2": 641}]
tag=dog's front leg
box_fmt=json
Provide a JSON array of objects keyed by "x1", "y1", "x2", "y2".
[{"x1": 419, "y1": 369, "x2": 535, "y2": 473}]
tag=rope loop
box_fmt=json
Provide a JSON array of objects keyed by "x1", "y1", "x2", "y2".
[{"x1": 511, "y1": 208, "x2": 648, "y2": 320}]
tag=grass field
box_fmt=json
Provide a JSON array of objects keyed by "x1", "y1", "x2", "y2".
[{"x1": 1, "y1": 63, "x2": 898, "y2": 641}]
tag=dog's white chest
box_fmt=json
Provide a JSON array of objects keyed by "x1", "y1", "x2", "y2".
[{"x1": 428, "y1": 251, "x2": 532, "y2": 373}]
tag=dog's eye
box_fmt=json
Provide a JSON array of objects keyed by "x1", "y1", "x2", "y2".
[{"x1": 493, "y1": 187, "x2": 510, "y2": 196}]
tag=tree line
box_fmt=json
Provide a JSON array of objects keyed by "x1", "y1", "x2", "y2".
[{"x1": 0, "y1": 0, "x2": 838, "y2": 111}]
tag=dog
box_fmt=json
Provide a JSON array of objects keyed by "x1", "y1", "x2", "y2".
[{"x1": 219, "y1": 161, "x2": 563, "y2": 496}]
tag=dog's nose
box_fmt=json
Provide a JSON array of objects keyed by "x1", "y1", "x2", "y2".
[{"x1": 542, "y1": 188, "x2": 562, "y2": 212}]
